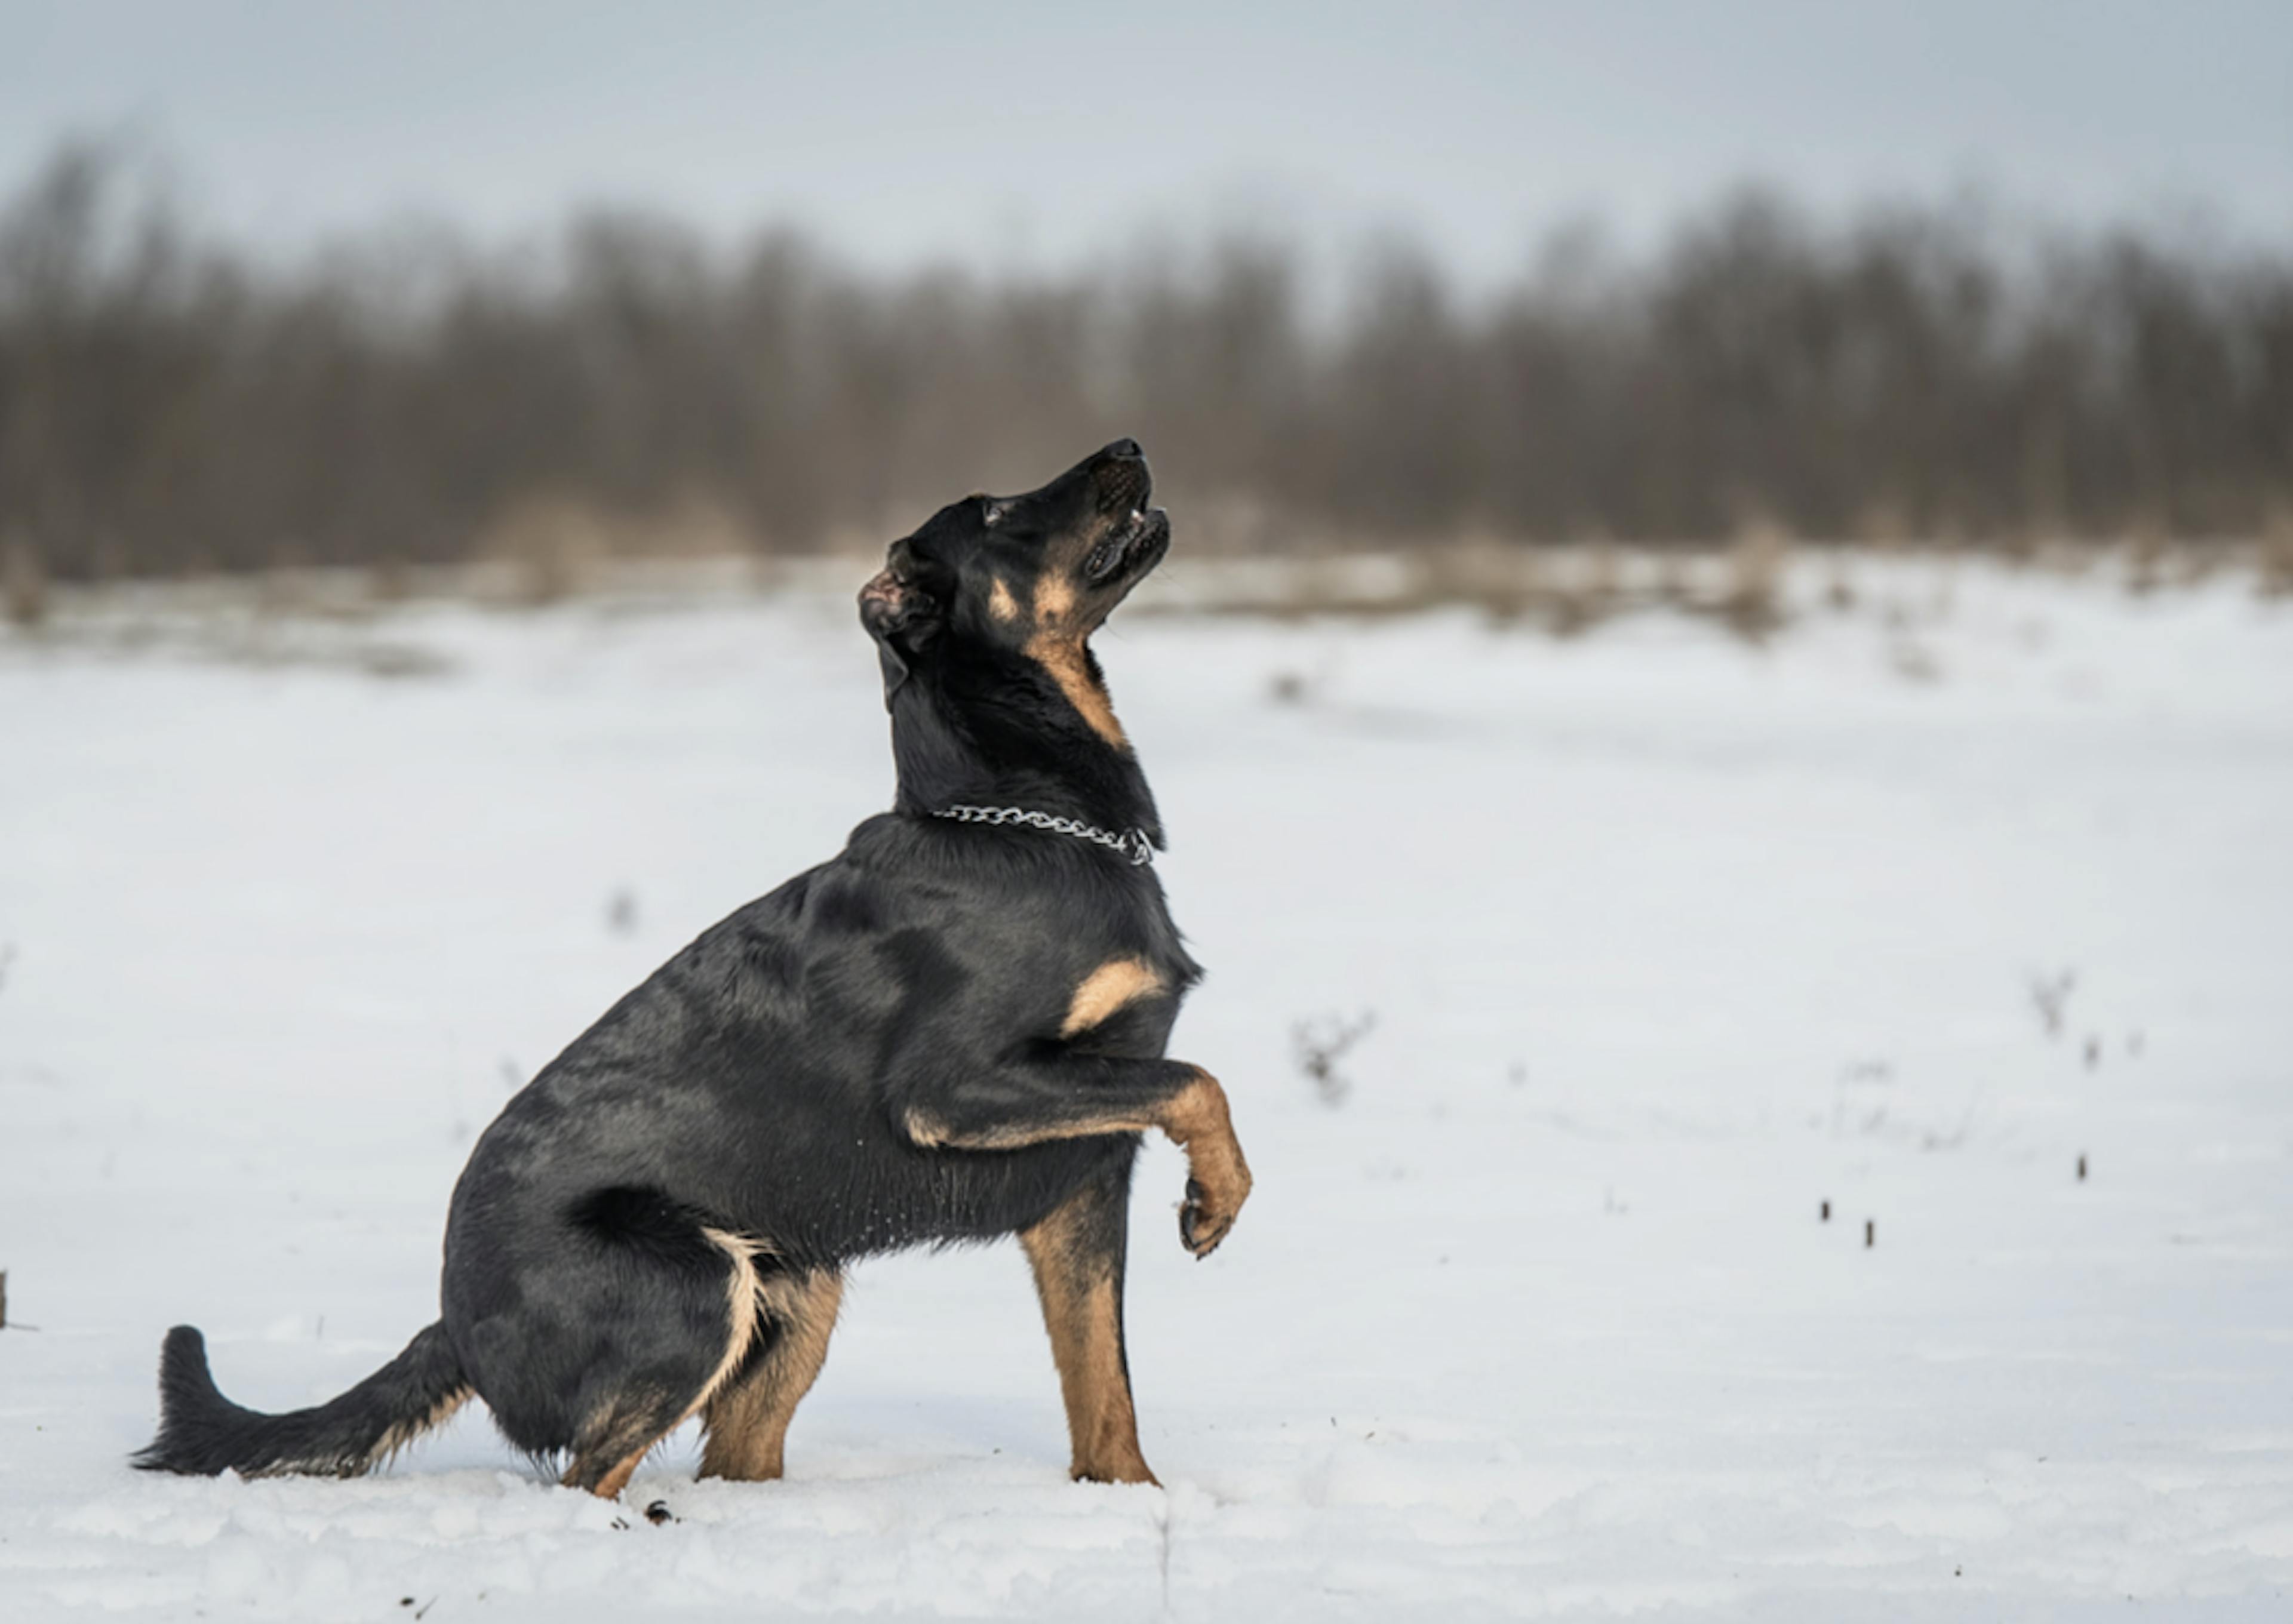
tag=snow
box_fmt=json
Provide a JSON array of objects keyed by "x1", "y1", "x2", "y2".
[{"x1": 1, "y1": 558, "x2": 2290, "y2": 1620}]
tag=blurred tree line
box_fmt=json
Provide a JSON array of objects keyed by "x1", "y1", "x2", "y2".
[{"x1": 2, "y1": 139, "x2": 2288, "y2": 583}]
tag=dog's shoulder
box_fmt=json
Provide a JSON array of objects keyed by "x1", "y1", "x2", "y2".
[{"x1": 808, "y1": 812, "x2": 1200, "y2": 1033}]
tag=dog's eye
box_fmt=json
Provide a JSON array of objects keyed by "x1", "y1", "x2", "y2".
[{"x1": 980, "y1": 499, "x2": 1007, "y2": 528}]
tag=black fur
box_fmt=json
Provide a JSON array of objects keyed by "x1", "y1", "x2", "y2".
[
  {"x1": 134, "y1": 1323, "x2": 466, "y2": 1478},
  {"x1": 137, "y1": 440, "x2": 1238, "y2": 1487}
]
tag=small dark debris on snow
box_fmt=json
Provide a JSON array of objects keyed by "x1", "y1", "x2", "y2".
[
  {"x1": 2083, "y1": 1035, "x2": 2102, "y2": 1070},
  {"x1": 607, "y1": 888, "x2": 639, "y2": 936},
  {"x1": 1864, "y1": 1219, "x2": 1876, "y2": 1248},
  {"x1": 1291, "y1": 1010, "x2": 1376, "y2": 1106},
  {"x1": 2027, "y1": 968, "x2": 2077, "y2": 1038},
  {"x1": 2077, "y1": 1154, "x2": 2088, "y2": 1182},
  {"x1": 1819, "y1": 1199, "x2": 1831, "y2": 1222},
  {"x1": 644, "y1": 1499, "x2": 675, "y2": 1525}
]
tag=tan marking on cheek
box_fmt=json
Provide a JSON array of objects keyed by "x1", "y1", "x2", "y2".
[
  {"x1": 1033, "y1": 573, "x2": 1076, "y2": 627},
  {"x1": 988, "y1": 578, "x2": 1019, "y2": 622},
  {"x1": 1061, "y1": 958, "x2": 1164, "y2": 1037}
]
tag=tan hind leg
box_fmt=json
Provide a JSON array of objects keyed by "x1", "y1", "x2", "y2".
[
  {"x1": 1021, "y1": 1178, "x2": 1156, "y2": 1485},
  {"x1": 698, "y1": 1269, "x2": 844, "y2": 1481}
]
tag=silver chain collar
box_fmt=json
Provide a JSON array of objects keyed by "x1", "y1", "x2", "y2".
[{"x1": 931, "y1": 804, "x2": 1155, "y2": 866}]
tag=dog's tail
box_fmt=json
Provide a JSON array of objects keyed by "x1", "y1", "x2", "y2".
[{"x1": 133, "y1": 1322, "x2": 471, "y2": 1479}]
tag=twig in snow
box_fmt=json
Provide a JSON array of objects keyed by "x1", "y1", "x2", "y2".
[
  {"x1": 2027, "y1": 968, "x2": 2076, "y2": 1039},
  {"x1": 1291, "y1": 1011, "x2": 1376, "y2": 1106},
  {"x1": 0, "y1": 1270, "x2": 32, "y2": 1331}
]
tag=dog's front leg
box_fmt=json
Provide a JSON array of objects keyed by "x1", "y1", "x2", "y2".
[
  {"x1": 900, "y1": 1054, "x2": 1251, "y2": 1259},
  {"x1": 1019, "y1": 1165, "x2": 1157, "y2": 1484}
]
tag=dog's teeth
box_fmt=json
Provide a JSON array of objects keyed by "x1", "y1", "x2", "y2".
[{"x1": 1129, "y1": 508, "x2": 1144, "y2": 524}]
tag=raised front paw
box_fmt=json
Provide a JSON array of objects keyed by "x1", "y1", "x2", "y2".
[{"x1": 1178, "y1": 1161, "x2": 1251, "y2": 1259}]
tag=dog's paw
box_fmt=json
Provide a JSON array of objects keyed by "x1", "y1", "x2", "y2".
[{"x1": 1178, "y1": 1167, "x2": 1249, "y2": 1259}]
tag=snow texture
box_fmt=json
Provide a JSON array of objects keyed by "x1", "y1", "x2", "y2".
[{"x1": 2, "y1": 559, "x2": 2290, "y2": 1620}]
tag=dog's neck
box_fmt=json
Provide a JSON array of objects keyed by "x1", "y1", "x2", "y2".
[{"x1": 887, "y1": 645, "x2": 1164, "y2": 849}]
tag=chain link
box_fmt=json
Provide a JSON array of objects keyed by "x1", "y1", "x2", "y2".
[{"x1": 931, "y1": 804, "x2": 1154, "y2": 866}]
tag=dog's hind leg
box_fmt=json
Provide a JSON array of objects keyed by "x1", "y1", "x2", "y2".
[
  {"x1": 1021, "y1": 1164, "x2": 1155, "y2": 1485},
  {"x1": 557, "y1": 1225, "x2": 777, "y2": 1499},
  {"x1": 697, "y1": 1269, "x2": 844, "y2": 1482}
]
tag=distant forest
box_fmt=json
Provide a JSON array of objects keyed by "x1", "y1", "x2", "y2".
[{"x1": 2, "y1": 139, "x2": 2289, "y2": 582}]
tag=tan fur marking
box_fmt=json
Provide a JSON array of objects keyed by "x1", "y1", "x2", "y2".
[
  {"x1": 700, "y1": 1271, "x2": 844, "y2": 1481},
  {"x1": 906, "y1": 1063, "x2": 1251, "y2": 1248},
  {"x1": 1164, "y1": 1071, "x2": 1253, "y2": 1256},
  {"x1": 376, "y1": 1386, "x2": 475, "y2": 1467},
  {"x1": 1026, "y1": 633, "x2": 1127, "y2": 749},
  {"x1": 1032, "y1": 573, "x2": 1077, "y2": 626},
  {"x1": 1021, "y1": 1197, "x2": 1154, "y2": 1484},
  {"x1": 1159, "y1": 1072, "x2": 1232, "y2": 1149},
  {"x1": 1023, "y1": 562, "x2": 1128, "y2": 748},
  {"x1": 988, "y1": 578, "x2": 1020, "y2": 622},
  {"x1": 918, "y1": 1102, "x2": 1158, "y2": 1152},
  {"x1": 588, "y1": 1448, "x2": 646, "y2": 1501},
  {"x1": 568, "y1": 1226, "x2": 773, "y2": 1499},
  {"x1": 1061, "y1": 958, "x2": 1163, "y2": 1038},
  {"x1": 687, "y1": 1228, "x2": 772, "y2": 1414}
]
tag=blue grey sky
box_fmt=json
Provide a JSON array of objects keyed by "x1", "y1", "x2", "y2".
[{"x1": 3, "y1": 1, "x2": 2286, "y2": 279}]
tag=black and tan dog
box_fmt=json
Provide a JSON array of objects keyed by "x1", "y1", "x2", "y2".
[{"x1": 136, "y1": 439, "x2": 1249, "y2": 1496}]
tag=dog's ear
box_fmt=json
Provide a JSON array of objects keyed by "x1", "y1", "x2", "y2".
[{"x1": 858, "y1": 569, "x2": 939, "y2": 706}]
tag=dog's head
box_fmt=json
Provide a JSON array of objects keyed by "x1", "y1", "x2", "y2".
[{"x1": 859, "y1": 439, "x2": 1170, "y2": 741}]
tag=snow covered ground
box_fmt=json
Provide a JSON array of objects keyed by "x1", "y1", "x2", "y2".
[{"x1": 2, "y1": 557, "x2": 2290, "y2": 1620}]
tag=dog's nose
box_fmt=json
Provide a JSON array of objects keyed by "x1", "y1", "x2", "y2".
[{"x1": 1102, "y1": 438, "x2": 1144, "y2": 461}]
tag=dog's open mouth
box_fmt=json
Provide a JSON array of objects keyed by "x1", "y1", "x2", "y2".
[{"x1": 1085, "y1": 506, "x2": 1171, "y2": 586}]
